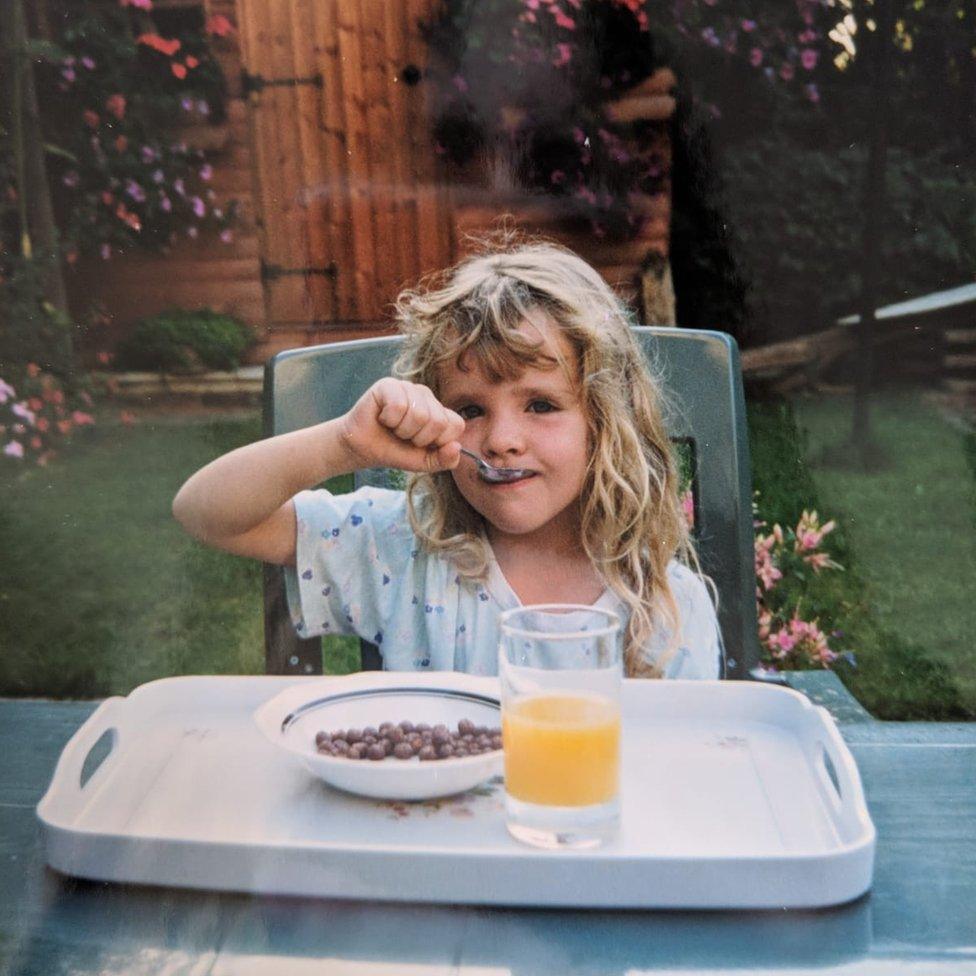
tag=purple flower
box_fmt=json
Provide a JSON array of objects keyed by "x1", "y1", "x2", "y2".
[
  {"x1": 62, "y1": 171, "x2": 80, "y2": 188},
  {"x1": 159, "y1": 195, "x2": 172, "y2": 212},
  {"x1": 181, "y1": 97, "x2": 194, "y2": 112},
  {"x1": 12, "y1": 402, "x2": 36, "y2": 424},
  {"x1": 804, "y1": 83, "x2": 821, "y2": 103},
  {"x1": 0, "y1": 379, "x2": 16, "y2": 403},
  {"x1": 801, "y1": 48, "x2": 819, "y2": 70},
  {"x1": 140, "y1": 145, "x2": 158, "y2": 163},
  {"x1": 125, "y1": 180, "x2": 146, "y2": 203},
  {"x1": 173, "y1": 178, "x2": 186, "y2": 197},
  {"x1": 191, "y1": 196, "x2": 206, "y2": 218},
  {"x1": 100, "y1": 243, "x2": 111, "y2": 260},
  {"x1": 4, "y1": 440, "x2": 24, "y2": 459},
  {"x1": 61, "y1": 67, "x2": 76, "y2": 83},
  {"x1": 152, "y1": 169, "x2": 165, "y2": 184},
  {"x1": 220, "y1": 229, "x2": 234, "y2": 243},
  {"x1": 749, "y1": 47, "x2": 763, "y2": 67},
  {"x1": 81, "y1": 56, "x2": 96, "y2": 70},
  {"x1": 196, "y1": 100, "x2": 210, "y2": 116},
  {"x1": 700, "y1": 26, "x2": 720, "y2": 47},
  {"x1": 199, "y1": 163, "x2": 213, "y2": 181},
  {"x1": 741, "y1": 19, "x2": 756, "y2": 32}
]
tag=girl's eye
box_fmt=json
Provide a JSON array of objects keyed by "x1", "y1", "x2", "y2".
[
  {"x1": 457, "y1": 405, "x2": 482, "y2": 420},
  {"x1": 527, "y1": 399, "x2": 556, "y2": 414}
]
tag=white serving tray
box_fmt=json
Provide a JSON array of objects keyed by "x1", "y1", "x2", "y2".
[{"x1": 37, "y1": 672, "x2": 875, "y2": 909}]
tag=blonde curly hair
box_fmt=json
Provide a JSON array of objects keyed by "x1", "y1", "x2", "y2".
[{"x1": 392, "y1": 236, "x2": 698, "y2": 677}]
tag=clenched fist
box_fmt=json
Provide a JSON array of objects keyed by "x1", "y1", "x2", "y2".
[{"x1": 339, "y1": 378, "x2": 464, "y2": 474}]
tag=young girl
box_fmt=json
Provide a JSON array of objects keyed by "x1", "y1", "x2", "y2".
[{"x1": 173, "y1": 240, "x2": 721, "y2": 679}]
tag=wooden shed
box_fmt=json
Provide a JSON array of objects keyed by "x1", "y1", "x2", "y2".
[{"x1": 73, "y1": 0, "x2": 677, "y2": 365}]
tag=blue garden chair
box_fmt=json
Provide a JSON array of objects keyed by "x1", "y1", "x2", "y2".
[{"x1": 262, "y1": 328, "x2": 759, "y2": 679}]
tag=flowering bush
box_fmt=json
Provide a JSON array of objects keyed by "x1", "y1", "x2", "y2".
[
  {"x1": 680, "y1": 486, "x2": 850, "y2": 672},
  {"x1": 33, "y1": 1, "x2": 237, "y2": 261},
  {"x1": 753, "y1": 502, "x2": 850, "y2": 671},
  {"x1": 0, "y1": 366, "x2": 96, "y2": 467},
  {"x1": 424, "y1": 0, "x2": 832, "y2": 238}
]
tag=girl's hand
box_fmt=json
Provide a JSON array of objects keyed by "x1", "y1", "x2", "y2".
[{"x1": 339, "y1": 378, "x2": 464, "y2": 473}]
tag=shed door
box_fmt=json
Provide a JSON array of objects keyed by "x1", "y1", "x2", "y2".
[{"x1": 236, "y1": 0, "x2": 454, "y2": 328}]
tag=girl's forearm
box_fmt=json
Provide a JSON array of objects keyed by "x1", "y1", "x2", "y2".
[{"x1": 172, "y1": 418, "x2": 354, "y2": 544}]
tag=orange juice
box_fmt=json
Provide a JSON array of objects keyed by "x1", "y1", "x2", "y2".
[{"x1": 502, "y1": 693, "x2": 620, "y2": 807}]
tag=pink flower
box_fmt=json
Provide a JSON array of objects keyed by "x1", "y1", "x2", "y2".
[
  {"x1": 805, "y1": 83, "x2": 820, "y2": 103},
  {"x1": 205, "y1": 14, "x2": 234, "y2": 36},
  {"x1": 680, "y1": 489, "x2": 695, "y2": 528},
  {"x1": 121, "y1": 0, "x2": 154, "y2": 9},
  {"x1": 191, "y1": 196, "x2": 206, "y2": 218},
  {"x1": 551, "y1": 7, "x2": 576, "y2": 29},
  {"x1": 199, "y1": 163, "x2": 213, "y2": 181},
  {"x1": 749, "y1": 47, "x2": 763, "y2": 67},
  {"x1": 219, "y1": 229, "x2": 234, "y2": 244},
  {"x1": 72, "y1": 410, "x2": 95, "y2": 426},
  {"x1": 106, "y1": 93, "x2": 126, "y2": 120},
  {"x1": 801, "y1": 48, "x2": 819, "y2": 70},
  {"x1": 0, "y1": 380, "x2": 16, "y2": 403},
  {"x1": 553, "y1": 43, "x2": 573, "y2": 67},
  {"x1": 4, "y1": 440, "x2": 24, "y2": 459},
  {"x1": 137, "y1": 33, "x2": 181, "y2": 57},
  {"x1": 741, "y1": 19, "x2": 756, "y2": 32},
  {"x1": 779, "y1": 62, "x2": 795, "y2": 81}
]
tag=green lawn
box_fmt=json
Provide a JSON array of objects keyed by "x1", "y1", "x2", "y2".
[
  {"x1": 0, "y1": 413, "x2": 357, "y2": 699},
  {"x1": 791, "y1": 390, "x2": 976, "y2": 713},
  {"x1": 1, "y1": 394, "x2": 973, "y2": 719}
]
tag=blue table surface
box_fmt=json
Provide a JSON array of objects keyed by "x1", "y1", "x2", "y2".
[{"x1": 2, "y1": 681, "x2": 976, "y2": 976}]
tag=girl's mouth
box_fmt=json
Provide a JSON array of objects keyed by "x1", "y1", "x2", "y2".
[{"x1": 481, "y1": 471, "x2": 537, "y2": 487}]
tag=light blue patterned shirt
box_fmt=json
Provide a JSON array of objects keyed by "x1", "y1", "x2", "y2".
[{"x1": 285, "y1": 487, "x2": 722, "y2": 678}]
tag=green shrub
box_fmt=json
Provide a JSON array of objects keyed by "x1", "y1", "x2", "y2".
[{"x1": 115, "y1": 309, "x2": 254, "y2": 372}]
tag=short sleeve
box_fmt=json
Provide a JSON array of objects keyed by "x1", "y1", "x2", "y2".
[
  {"x1": 658, "y1": 562, "x2": 723, "y2": 679},
  {"x1": 284, "y1": 486, "x2": 415, "y2": 645}
]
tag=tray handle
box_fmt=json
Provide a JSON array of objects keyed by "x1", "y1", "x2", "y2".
[
  {"x1": 48, "y1": 696, "x2": 126, "y2": 802},
  {"x1": 808, "y1": 706, "x2": 871, "y2": 831}
]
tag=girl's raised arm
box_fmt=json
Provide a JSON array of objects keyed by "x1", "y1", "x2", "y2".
[{"x1": 171, "y1": 378, "x2": 463, "y2": 565}]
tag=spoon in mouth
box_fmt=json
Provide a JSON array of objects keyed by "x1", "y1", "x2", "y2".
[{"x1": 459, "y1": 448, "x2": 532, "y2": 484}]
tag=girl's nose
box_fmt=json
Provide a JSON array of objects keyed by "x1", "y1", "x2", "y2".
[{"x1": 481, "y1": 411, "x2": 527, "y2": 461}]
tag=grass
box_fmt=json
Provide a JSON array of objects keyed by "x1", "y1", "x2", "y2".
[
  {"x1": 791, "y1": 390, "x2": 976, "y2": 717},
  {"x1": 1, "y1": 392, "x2": 973, "y2": 719},
  {"x1": 0, "y1": 412, "x2": 358, "y2": 699}
]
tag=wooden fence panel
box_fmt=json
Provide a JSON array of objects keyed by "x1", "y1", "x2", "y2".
[{"x1": 237, "y1": 0, "x2": 454, "y2": 331}]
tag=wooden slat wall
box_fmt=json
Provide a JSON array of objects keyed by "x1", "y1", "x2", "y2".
[{"x1": 237, "y1": 0, "x2": 454, "y2": 335}]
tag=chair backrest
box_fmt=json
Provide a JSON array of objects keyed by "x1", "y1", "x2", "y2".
[{"x1": 263, "y1": 327, "x2": 759, "y2": 679}]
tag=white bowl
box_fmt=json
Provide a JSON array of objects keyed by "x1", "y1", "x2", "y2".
[{"x1": 254, "y1": 672, "x2": 503, "y2": 801}]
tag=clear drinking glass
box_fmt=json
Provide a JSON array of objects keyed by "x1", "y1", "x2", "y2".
[{"x1": 499, "y1": 604, "x2": 623, "y2": 850}]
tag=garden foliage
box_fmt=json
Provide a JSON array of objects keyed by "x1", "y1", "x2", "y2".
[
  {"x1": 115, "y1": 308, "x2": 254, "y2": 373},
  {"x1": 31, "y1": 0, "x2": 237, "y2": 261}
]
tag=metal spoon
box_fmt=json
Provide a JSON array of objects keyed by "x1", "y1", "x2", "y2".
[{"x1": 458, "y1": 448, "x2": 532, "y2": 484}]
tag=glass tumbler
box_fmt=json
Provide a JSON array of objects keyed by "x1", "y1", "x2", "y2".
[{"x1": 499, "y1": 604, "x2": 623, "y2": 850}]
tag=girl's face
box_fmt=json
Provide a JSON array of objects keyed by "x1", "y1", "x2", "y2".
[{"x1": 438, "y1": 315, "x2": 590, "y2": 551}]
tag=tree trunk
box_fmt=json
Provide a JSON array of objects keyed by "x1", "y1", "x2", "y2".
[
  {"x1": 850, "y1": 0, "x2": 892, "y2": 459},
  {"x1": 0, "y1": 0, "x2": 73, "y2": 373}
]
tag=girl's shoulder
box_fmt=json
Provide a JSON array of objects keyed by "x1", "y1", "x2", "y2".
[{"x1": 294, "y1": 485, "x2": 412, "y2": 542}]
